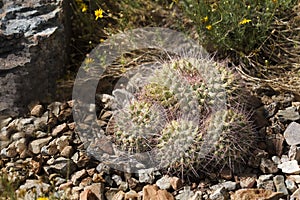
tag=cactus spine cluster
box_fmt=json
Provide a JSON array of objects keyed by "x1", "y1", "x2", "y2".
[{"x1": 110, "y1": 55, "x2": 255, "y2": 176}]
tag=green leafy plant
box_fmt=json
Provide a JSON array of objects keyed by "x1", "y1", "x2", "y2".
[
  {"x1": 178, "y1": 0, "x2": 297, "y2": 63},
  {"x1": 0, "y1": 170, "x2": 20, "y2": 200}
]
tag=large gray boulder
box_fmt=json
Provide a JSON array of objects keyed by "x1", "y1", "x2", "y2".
[{"x1": 0, "y1": 0, "x2": 71, "y2": 117}]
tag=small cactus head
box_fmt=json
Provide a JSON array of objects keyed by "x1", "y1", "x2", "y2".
[
  {"x1": 199, "y1": 108, "x2": 256, "y2": 171},
  {"x1": 113, "y1": 100, "x2": 167, "y2": 153}
]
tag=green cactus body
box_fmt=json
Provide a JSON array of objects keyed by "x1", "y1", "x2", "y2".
[
  {"x1": 156, "y1": 119, "x2": 200, "y2": 170},
  {"x1": 200, "y1": 108, "x2": 255, "y2": 168},
  {"x1": 142, "y1": 83, "x2": 176, "y2": 107},
  {"x1": 113, "y1": 100, "x2": 166, "y2": 153}
]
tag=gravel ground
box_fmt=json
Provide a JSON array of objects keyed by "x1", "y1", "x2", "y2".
[{"x1": 0, "y1": 87, "x2": 300, "y2": 200}]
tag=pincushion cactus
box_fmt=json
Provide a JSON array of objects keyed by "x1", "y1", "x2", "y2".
[
  {"x1": 155, "y1": 119, "x2": 201, "y2": 175},
  {"x1": 113, "y1": 100, "x2": 166, "y2": 153},
  {"x1": 109, "y1": 56, "x2": 256, "y2": 176},
  {"x1": 199, "y1": 108, "x2": 255, "y2": 170}
]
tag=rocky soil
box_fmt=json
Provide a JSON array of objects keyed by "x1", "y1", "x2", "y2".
[{"x1": 0, "y1": 87, "x2": 300, "y2": 200}]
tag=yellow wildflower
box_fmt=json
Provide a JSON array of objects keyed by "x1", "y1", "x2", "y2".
[
  {"x1": 95, "y1": 8, "x2": 104, "y2": 20},
  {"x1": 37, "y1": 198, "x2": 49, "y2": 200},
  {"x1": 99, "y1": 38, "x2": 105, "y2": 43},
  {"x1": 81, "y1": 4, "x2": 88, "y2": 13},
  {"x1": 202, "y1": 16, "x2": 208, "y2": 23},
  {"x1": 206, "y1": 25, "x2": 212, "y2": 30},
  {"x1": 85, "y1": 57, "x2": 94, "y2": 64},
  {"x1": 239, "y1": 18, "x2": 251, "y2": 25}
]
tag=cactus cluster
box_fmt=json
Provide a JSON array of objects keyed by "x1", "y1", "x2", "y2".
[{"x1": 110, "y1": 56, "x2": 256, "y2": 176}]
